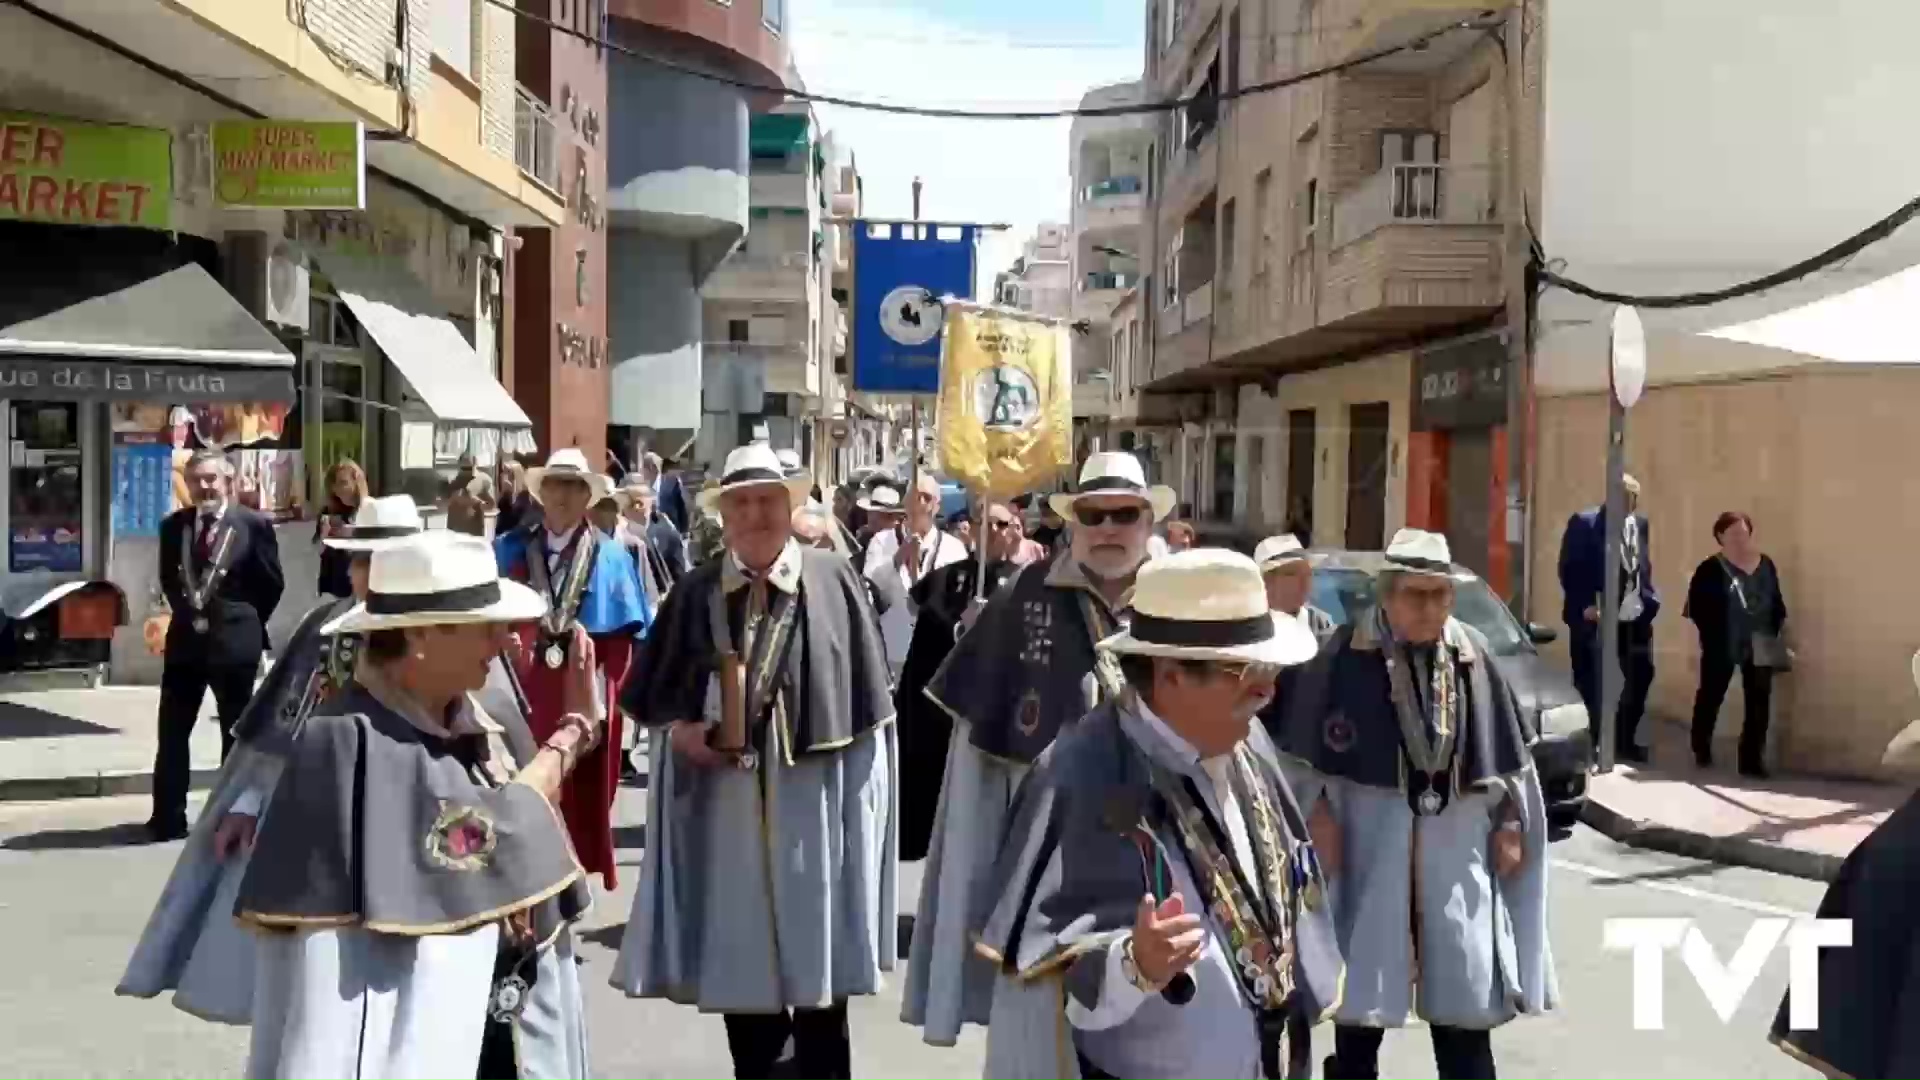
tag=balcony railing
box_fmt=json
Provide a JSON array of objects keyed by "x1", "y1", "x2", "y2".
[
  {"x1": 1082, "y1": 175, "x2": 1144, "y2": 201},
  {"x1": 1084, "y1": 271, "x2": 1140, "y2": 291},
  {"x1": 1331, "y1": 163, "x2": 1497, "y2": 249},
  {"x1": 1183, "y1": 281, "x2": 1214, "y2": 324},
  {"x1": 514, "y1": 85, "x2": 561, "y2": 192}
]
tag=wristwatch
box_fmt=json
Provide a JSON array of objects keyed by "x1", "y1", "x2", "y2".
[{"x1": 1119, "y1": 935, "x2": 1161, "y2": 993}]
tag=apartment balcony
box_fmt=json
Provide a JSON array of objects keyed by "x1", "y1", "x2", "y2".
[
  {"x1": 701, "y1": 252, "x2": 812, "y2": 303},
  {"x1": 1076, "y1": 176, "x2": 1145, "y2": 235},
  {"x1": 1321, "y1": 162, "x2": 1502, "y2": 327},
  {"x1": 1073, "y1": 372, "x2": 1114, "y2": 419},
  {"x1": 514, "y1": 85, "x2": 562, "y2": 194},
  {"x1": 1150, "y1": 281, "x2": 1216, "y2": 386},
  {"x1": 1074, "y1": 271, "x2": 1141, "y2": 323},
  {"x1": 1318, "y1": 0, "x2": 1497, "y2": 67},
  {"x1": 1160, "y1": 134, "x2": 1219, "y2": 224},
  {"x1": 749, "y1": 169, "x2": 808, "y2": 210},
  {"x1": 707, "y1": 341, "x2": 817, "y2": 398}
]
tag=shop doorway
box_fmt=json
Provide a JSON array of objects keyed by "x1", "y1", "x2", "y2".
[
  {"x1": 1286, "y1": 408, "x2": 1316, "y2": 545},
  {"x1": 1344, "y1": 402, "x2": 1390, "y2": 551},
  {"x1": 1445, "y1": 427, "x2": 1494, "y2": 579}
]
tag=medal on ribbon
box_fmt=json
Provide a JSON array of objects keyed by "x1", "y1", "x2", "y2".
[
  {"x1": 179, "y1": 515, "x2": 237, "y2": 635},
  {"x1": 526, "y1": 529, "x2": 597, "y2": 668}
]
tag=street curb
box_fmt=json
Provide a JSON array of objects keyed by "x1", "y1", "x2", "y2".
[
  {"x1": 1580, "y1": 797, "x2": 1843, "y2": 882},
  {"x1": 0, "y1": 767, "x2": 220, "y2": 803}
]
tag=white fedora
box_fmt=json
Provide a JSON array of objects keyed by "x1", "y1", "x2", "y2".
[
  {"x1": 527, "y1": 448, "x2": 614, "y2": 506},
  {"x1": 321, "y1": 532, "x2": 547, "y2": 635},
  {"x1": 858, "y1": 484, "x2": 904, "y2": 515},
  {"x1": 775, "y1": 447, "x2": 805, "y2": 478},
  {"x1": 1381, "y1": 528, "x2": 1473, "y2": 581},
  {"x1": 696, "y1": 443, "x2": 812, "y2": 513},
  {"x1": 1253, "y1": 533, "x2": 1321, "y2": 571},
  {"x1": 1049, "y1": 451, "x2": 1178, "y2": 523},
  {"x1": 1098, "y1": 549, "x2": 1319, "y2": 666},
  {"x1": 323, "y1": 495, "x2": 425, "y2": 552}
]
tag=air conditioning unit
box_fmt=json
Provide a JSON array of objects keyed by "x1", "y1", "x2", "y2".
[{"x1": 223, "y1": 231, "x2": 310, "y2": 334}]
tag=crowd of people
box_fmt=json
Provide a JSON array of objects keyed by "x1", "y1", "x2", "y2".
[{"x1": 114, "y1": 439, "x2": 1858, "y2": 1080}]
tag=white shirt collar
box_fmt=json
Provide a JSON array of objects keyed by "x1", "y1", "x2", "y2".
[
  {"x1": 1131, "y1": 697, "x2": 1238, "y2": 805},
  {"x1": 545, "y1": 523, "x2": 580, "y2": 549}
]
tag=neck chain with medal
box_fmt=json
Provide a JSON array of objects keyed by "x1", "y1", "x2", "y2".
[
  {"x1": 1385, "y1": 628, "x2": 1461, "y2": 817},
  {"x1": 181, "y1": 513, "x2": 238, "y2": 634},
  {"x1": 526, "y1": 527, "x2": 597, "y2": 669}
]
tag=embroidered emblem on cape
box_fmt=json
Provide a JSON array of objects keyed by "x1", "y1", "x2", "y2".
[
  {"x1": 1016, "y1": 690, "x2": 1044, "y2": 736},
  {"x1": 490, "y1": 974, "x2": 530, "y2": 1023},
  {"x1": 1019, "y1": 600, "x2": 1053, "y2": 664},
  {"x1": 426, "y1": 802, "x2": 498, "y2": 871},
  {"x1": 1323, "y1": 711, "x2": 1356, "y2": 754}
]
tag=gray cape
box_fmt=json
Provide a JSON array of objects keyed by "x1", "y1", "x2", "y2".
[
  {"x1": 116, "y1": 597, "x2": 352, "y2": 1024},
  {"x1": 1270, "y1": 616, "x2": 1556, "y2": 1029},
  {"x1": 973, "y1": 701, "x2": 1343, "y2": 1079},
  {"x1": 612, "y1": 539, "x2": 900, "y2": 1012}
]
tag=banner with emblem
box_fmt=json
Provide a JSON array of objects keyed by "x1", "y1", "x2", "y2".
[{"x1": 933, "y1": 300, "x2": 1073, "y2": 498}]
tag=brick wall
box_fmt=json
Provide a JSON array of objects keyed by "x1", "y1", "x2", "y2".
[
  {"x1": 297, "y1": 0, "x2": 398, "y2": 84},
  {"x1": 1326, "y1": 74, "x2": 1436, "y2": 195},
  {"x1": 479, "y1": 0, "x2": 514, "y2": 159}
]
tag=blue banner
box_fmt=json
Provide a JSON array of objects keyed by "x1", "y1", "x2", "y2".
[
  {"x1": 112, "y1": 441, "x2": 174, "y2": 538},
  {"x1": 852, "y1": 222, "x2": 977, "y2": 394}
]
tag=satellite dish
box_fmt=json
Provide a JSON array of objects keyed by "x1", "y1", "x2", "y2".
[
  {"x1": 879, "y1": 285, "x2": 942, "y2": 346},
  {"x1": 1610, "y1": 305, "x2": 1646, "y2": 410}
]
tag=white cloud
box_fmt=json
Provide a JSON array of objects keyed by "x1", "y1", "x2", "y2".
[{"x1": 790, "y1": 2, "x2": 1143, "y2": 294}]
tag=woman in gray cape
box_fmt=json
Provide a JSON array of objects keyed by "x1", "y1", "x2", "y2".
[
  {"x1": 117, "y1": 495, "x2": 424, "y2": 1023},
  {"x1": 236, "y1": 532, "x2": 599, "y2": 1079}
]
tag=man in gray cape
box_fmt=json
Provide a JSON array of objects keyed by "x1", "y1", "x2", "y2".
[
  {"x1": 1271, "y1": 529, "x2": 1555, "y2": 1079},
  {"x1": 903, "y1": 449, "x2": 1173, "y2": 1047},
  {"x1": 972, "y1": 549, "x2": 1340, "y2": 1078},
  {"x1": 612, "y1": 442, "x2": 897, "y2": 1079}
]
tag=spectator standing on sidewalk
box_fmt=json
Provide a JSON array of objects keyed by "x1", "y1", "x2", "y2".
[
  {"x1": 1684, "y1": 511, "x2": 1790, "y2": 777},
  {"x1": 147, "y1": 449, "x2": 284, "y2": 842},
  {"x1": 1557, "y1": 474, "x2": 1659, "y2": 764},
  {"x1": 311, "y1": 458, "x2": 365, "y2": 599}
]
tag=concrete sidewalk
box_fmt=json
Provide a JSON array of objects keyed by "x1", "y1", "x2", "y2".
[
  {"x1": 0, "y1": 687, "x2": 222, "y2": 801},
  {"x1": 1580, "y1": 718, "x2": 1904, "y2": 880}
]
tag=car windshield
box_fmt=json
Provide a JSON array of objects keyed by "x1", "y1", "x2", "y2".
[{"x1": 1309, "y1": 568, "x2": 1530, "y2": 656}]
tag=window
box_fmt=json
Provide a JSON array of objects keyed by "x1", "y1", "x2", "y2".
[
  {"x1": 1301, "y1": 178, "x2": 1318, "y2": 235},
  {"x1": 430, "y1": 0, "x2": 475, "y2": 78},
  {"x1": 728, "y1": 319, "x2": 750, "y2": 343},
  {"x1": 762, "y1": 0, "x2": 785, "y2": 34},
  {"x1": 1252, "y1": 169, "x2": 1273, "y2": 274},
  {"x1": 9, "y1": 402, "x2": 82, "y2": 573},
  {"x1": 1226, "y1": 9, "x2": 1242, "y2": 97}
]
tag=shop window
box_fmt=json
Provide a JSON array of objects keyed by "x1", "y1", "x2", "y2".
[
  {"x1": 728, "y1": 319, "x2": 750, "y2": 343},
  {"x1": 9, "y1": 402, "x2": 83, "y2": 573}
]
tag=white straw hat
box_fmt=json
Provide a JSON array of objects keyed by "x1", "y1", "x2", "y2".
[
  {"x1": 323, "y1": 495, "x2": 425, "y2": 552},
  {"x1": 321, "y1": 532, "x2": 547, "y2": 634},
  {"x1": 1049, "y1": 451, "x2": 1178, "y2": 523},
  {"x1": 1098, "y1": 549, "x2": 1319, "y2": 666},
  {"x1": 1253, "y1": 533, "x2": 1320, "y2": 571},
  {"x1": 1381, "y1": 528, "x2": 1473, "y2": 581},
  {"x1": 527, "y1": 448, "x2": 614, "y2": 506},
  {"x1": 696, "y1": 443, "x2": 812, "y2": 513},
  {"x1": 858, "y1": 485, "x2": 904, "y2": 514}
]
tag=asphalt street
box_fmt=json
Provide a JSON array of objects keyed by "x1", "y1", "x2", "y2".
[{"x1": 0, "y1": 785, "x2": 1827, "y2": 1079}]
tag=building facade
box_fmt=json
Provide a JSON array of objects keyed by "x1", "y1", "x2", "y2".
[
  {"x1": 1067, "y1": 81, "x2": 1153, "y2": 450},
  {"x1": 509, "y1": 0, "x2": 612, "y2": 464},
  {"x1": 603, "y1": 0, "x2": 787, "y2": 478},
  {"x1": 0, "y1": 0, "x2": 554, "y2": 684}
]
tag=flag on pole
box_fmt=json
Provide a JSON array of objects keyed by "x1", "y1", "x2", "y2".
[{"x1": 933, "y1": 299, "x2": 1072, "y2": 498}]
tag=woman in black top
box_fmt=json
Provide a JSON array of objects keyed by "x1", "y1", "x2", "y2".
[
  {"x1": 1685, "y1": 510, "x2": 1789, "y2": 777},
  {"x1": 311, "y1": 458, "x2": 365, "y2": 599}
]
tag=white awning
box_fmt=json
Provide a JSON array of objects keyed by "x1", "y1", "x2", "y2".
[
  {"x1": 318, "y1": 255, "x2": 531, "y2": 430},
  {"x1": 0, "y1": 263, "x2": 293, "y2": 368}
]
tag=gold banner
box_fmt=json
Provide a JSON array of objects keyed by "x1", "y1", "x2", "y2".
[{"x1": 934, "y1": 303, "x2": 1073, "y2": 498}]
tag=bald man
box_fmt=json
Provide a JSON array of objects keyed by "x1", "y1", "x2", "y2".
[{"x1": 861, "y1": 473, "x2": 966, "y2": 676}]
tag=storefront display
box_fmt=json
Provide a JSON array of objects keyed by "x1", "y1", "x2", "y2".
[{"x1": 9, "y1": 401, "x2": 82, "y2": 572}]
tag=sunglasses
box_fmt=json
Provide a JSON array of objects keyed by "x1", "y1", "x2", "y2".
[
  {"x1": 1074, "y1": 505, "x2": 1144, "y2": 528},
  {"x1": 986, "y1": 518, "x2": 1017, "y2": 532}
]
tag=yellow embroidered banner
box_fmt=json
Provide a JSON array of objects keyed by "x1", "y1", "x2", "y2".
[{"x1": 934, "y1": 300, "x2": 1072, "y2": 498}]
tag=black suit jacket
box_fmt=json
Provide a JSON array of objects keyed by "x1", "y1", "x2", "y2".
[{"x1": 159, "y1": 505, "x2": 285, "y2": 668}]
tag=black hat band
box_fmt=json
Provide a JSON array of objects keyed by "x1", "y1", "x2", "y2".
[
  {"x1": 723, "y1": 466, "x2": 786, "y2": 486},
  {"x1": 339, "y1": 524, "x2": 420, "y2": 540},
  {"x1": 1129, "y1": 612, "x2": 1273, "y2": 648},
  {"x1": 365, "y1": 581, "x2": 502, "y2": 616},
  {"x1": 1077, "y1": 474, "x2": 1146, "y2": 494}
]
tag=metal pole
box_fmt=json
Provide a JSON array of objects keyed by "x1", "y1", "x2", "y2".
[
  {"x1": 1598, "y1": 385, "x2": 1626, "y2": 773},
  {"x1": 1502, "y1": 0, "x2": 1532, "y2": 618}
]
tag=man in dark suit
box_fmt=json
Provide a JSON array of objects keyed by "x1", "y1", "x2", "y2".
[
  {"x1": 148, "y1": 449, "x2": 284, "y2": 840},
  {"x1": 644, "y1": 451, "x2": 690, "y2": 536},
  {"x1": 1557, "y1": 473, "x2": 1658, "y2": 764}
]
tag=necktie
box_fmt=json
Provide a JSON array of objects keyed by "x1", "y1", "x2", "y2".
[{"x1": 196, "y1": 515, "x2": 215, "y2": 562}]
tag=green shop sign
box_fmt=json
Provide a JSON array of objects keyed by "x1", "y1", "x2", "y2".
[
  {"x1": 211, "y1": 120, "x2": 365, "y2": 210},
  {"x1": 0, "y1": 112, "x2": 171, "y2": 229}
]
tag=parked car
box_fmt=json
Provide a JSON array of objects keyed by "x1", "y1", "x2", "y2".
[{"x1": 1306, "y1": 551, "x2": 1593, "y2": 822}]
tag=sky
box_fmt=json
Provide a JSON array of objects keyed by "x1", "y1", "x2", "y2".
[{"x1": 788, "y1": 0, "x2": 1147, "y2": 294}]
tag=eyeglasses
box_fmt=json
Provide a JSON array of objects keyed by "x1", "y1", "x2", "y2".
[
  {"x1": 1187, "y1": 659, "x2": 1279, "y2": 683},
  {"x1": 1075, "y1": 505, "x2": 1144, "y2": 528},
  {"x1": 986, "y1": 518, "x2": 1017, "y2": 532}
]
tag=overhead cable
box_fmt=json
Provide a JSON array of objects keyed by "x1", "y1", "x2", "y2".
[
  {"x1": 484, "y1": 0, "x2": 1501, "y2": 120},
  {"x1": 1537, "y1": 194, "x2": 1920, "y2": 309}
]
